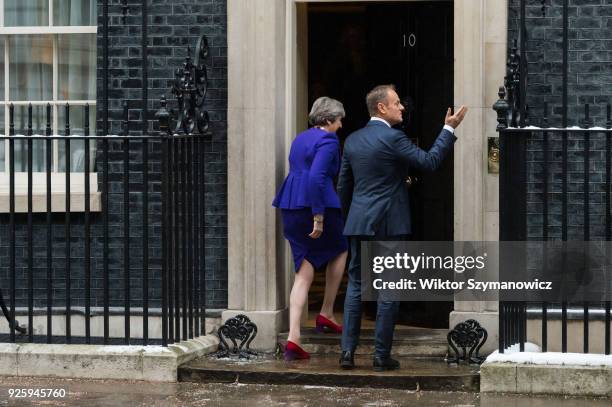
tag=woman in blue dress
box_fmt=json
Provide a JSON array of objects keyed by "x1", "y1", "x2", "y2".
[{"x1": 273, "y1": 97, "x2": 349, "y2": 360}]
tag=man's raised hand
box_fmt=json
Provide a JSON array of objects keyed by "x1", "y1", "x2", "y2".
[{"x1": 444, "y1": 105, "x2": 468, "y2": 129}]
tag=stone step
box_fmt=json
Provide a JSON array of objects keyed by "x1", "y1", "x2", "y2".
[
  {"x1": 277, "y1": 327, "x2": 449, "y2": 357},
  {"x1": 178, "y1": 354, "x2": 479, "y2": 392}
]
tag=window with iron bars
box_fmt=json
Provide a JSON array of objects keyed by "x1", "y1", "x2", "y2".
[{"x1": 0, "y1": 0, "x2": 97, "y2": 211}]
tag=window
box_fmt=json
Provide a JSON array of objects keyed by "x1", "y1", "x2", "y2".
[
  {"x1": 0, "y1": 0, "x2": 96, "y2": 171},
  {"x1": 0, "y1": 0, "x2": 98, "y2": 211}
]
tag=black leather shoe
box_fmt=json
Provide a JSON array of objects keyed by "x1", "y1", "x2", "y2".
[
  {"x1": 373, "y1": 356, "x2": 400, "y2": 372},
  {"x1": 339, "y1": 351, "x2": 355, "y2": 369}
]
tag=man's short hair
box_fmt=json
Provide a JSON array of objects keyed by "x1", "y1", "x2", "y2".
[
  {"x1": 366, "y1": 84, "x2": 396, "y2": 116},
  {"x1": 308, "y1": 96, "x2": 346, "y2": 126}
]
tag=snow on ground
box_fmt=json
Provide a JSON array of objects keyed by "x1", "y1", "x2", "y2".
[
  {"x1": 96, "y1": 345, "x2": 174, "y2": 354},
  {"x1": 507, "y1": 126, "x2": 611, "y2": 130},
  {"x1": 486, "y1": 342, "x2": 612, "y2": 367}
]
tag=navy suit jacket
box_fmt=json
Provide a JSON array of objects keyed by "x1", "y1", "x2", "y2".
[
  {"x1": 337, "y1": 120, "x2": 456, "y2": 236},
  {"x1": 273, "y1": 127, "x2": 342, "y2": 215}
]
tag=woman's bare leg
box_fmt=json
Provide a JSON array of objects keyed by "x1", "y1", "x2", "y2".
[
  {"x1": 319, "y1": 251, "x2": 348, "y2": 324},
  {"x1": 287, "y1": 260, "x2": 315, "y2": 345}
]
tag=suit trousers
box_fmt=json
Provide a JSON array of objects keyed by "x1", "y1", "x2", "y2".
[{"x1": 341, "y1": 230, "x2": 409, "y2": 358}]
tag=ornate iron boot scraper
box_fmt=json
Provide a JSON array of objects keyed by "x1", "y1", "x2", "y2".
[{"x1": 216, "y1": 314, "x2": 258, "y2": 359}]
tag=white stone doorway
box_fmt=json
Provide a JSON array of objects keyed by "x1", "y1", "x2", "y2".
[{"x1": 226, "y1": 0, "x2": 507, "y2": 352}]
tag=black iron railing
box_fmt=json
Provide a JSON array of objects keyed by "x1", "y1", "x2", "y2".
[
  {"x1": 0, "y1": 96, "x2": 206, "y2": 347},
  {"x1": 494, "y1": 99, "x2": 612, "y2": 354},
  {"x1": 0, "y1": 0, "x2": 211, "y2": 347},
  {"x1": 493, "y1": 0, "x2": 612, "y2": 355}
]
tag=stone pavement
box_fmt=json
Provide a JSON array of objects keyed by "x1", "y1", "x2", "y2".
[
  {"x1": 0, "y1": 376, "x2": 609, "y2": 407},
  {"x1": 179, "y1": 354, "x2": 479, "y2": 392}
]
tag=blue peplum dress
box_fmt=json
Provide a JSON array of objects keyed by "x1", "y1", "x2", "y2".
[{"x1": 272, "y1": 127, "x2": 348, "y2": 272}]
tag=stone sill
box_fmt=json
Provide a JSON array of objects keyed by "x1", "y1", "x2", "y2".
[
  {"x1": 0, "y1": 335, "x2": 219, "y2": 382},
  {"x1": 0, "y1": 173, "x2": 101, "y2": 213},
  {"x1": 0, "y1": 191, "x2": 102, "y2": 213},
  {"x1": 481, "y1": 362, "x2": 612, "y2": 396}
]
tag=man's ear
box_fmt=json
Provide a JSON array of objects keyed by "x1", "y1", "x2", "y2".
[{"x1": 377, "y1": 102, "x2": 386, "y2": 115}]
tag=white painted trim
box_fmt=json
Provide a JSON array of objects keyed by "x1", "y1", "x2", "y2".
[
  {"x1": 53, "y1": 104, "x2": 58, "y2": 170},
  {"x1": 0, "y1": 1, "x2": 99, "y2": 195},
  {"x1": 52, "y1": 32, "x2": 58, "y2": 146},
  {"x1": 0, "y1": 26, "x2": 97, "y2": 35},
  {"x1": 52, "y1": 32, "x2": 58, "y2": 104},
  {"x1": 48, "y1": 0, "x2": 53, "y2": 26}
]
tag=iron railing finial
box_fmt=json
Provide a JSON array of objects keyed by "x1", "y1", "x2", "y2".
[
  {"x1": 493, "y1": 86, "x2": 509, "y2": 130},
  {"x1": 169, "y1": 35, "x2": 210, "y2": 134},
  {"x1": 156, "y1": 95, "x2": 171, "y2": 136}
]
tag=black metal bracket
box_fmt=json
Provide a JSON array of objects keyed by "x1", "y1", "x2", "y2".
[
  {"x1": 0, "y1": 290, "x2": 26, "y2": 336},
  {"x1": 170, "y1": 35, "x2": 210, "y2": 135},
  {"x1": 447, "y1": 319, "x2": 487, "y2": 365},
  {"x1": 216, "y1": 314, "x2": 258, "y2": 359}
]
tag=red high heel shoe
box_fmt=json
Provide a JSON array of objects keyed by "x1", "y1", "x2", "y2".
[
  {"x1": 284, "y1": 340, "x2": 310, "y2": 360},
  {"x1": 315, "y1": 314, "x2": 342, "y2": 334}
]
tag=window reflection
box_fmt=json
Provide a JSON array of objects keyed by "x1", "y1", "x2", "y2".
[
  {"x1": 9, "y1": 35, "x2": 53, "y2": 101},
  {"x1": 4, "y1": 0, "x2": 49, "y2": 27},
  {"x1": 0, "y1": 37, "x2": 4, "y2": 97},
  {"x1": 57, "y1": 105, "x2": 96, "y2": 172},
  {"x1": 1, "y1": 1, "x2": 98, "y2": 173},
  {"x1": 58, "y1": 34, "x2": 96, "y2": 101},
  {"x1": 13, "y1": 105, "x2": 47, "y2": 172},
  {"x1": 53, "y1": 0, "x2": 96, "y2": 26}
]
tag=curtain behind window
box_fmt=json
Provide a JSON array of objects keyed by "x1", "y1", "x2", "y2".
[
  {"x1": 3, "y1": 0, "x2": 97, "y2": 172},
  {"x1": 53, "y1": 0, "x2": 96, "y2": 26},
  {"x1": 4, "y1": 1, "x2": 48, "y2": 27},
  {"x1": 57, "y1": 32, "x2": 96, "y2": 172},
  {"x1": 9, "y1": 35, "x2": 52, "y2": 172}
]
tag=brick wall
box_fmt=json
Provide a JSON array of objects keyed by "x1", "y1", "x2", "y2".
[
  {"x1": 0, "y1": 0, "x2": 228, "y2": 311},
  {"x1": 507, "y1": 0, "x2": 611, "y2": 241},
  {"x1": 508, "y1": 0, "x2": 612, "y2": 126}
]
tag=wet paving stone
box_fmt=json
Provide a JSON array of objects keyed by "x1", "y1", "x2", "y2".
[
  {"x1": 180, "y1": 354, "x2": 479, "y2": 392},
  {"x1": 0, "y1": 376, "x2": 609, "y2": 407}
]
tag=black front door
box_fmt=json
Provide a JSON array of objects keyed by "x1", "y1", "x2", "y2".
[
  {"x1": 399, "y1": 2, "x2": 454, "y2": 243},
  {"x1": 308, "y1": 1, "x2": 454, "y2": 327}
]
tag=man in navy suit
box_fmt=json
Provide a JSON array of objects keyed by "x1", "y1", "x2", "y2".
[{"x1": 337, "y1": 84, "x2": 467, "y2": 371}]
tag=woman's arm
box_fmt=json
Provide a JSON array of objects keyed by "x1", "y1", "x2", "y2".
[
  {"x1": 308, "y1": 134, "x2": 339, "y2": 215},
  {"x1": 307, "y1": 134, "x2": 339, "y2": 238}
]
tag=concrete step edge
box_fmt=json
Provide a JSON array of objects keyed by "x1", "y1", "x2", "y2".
[{"x1": 178, "y1": 363, "x2": 479, "y2": 391}]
